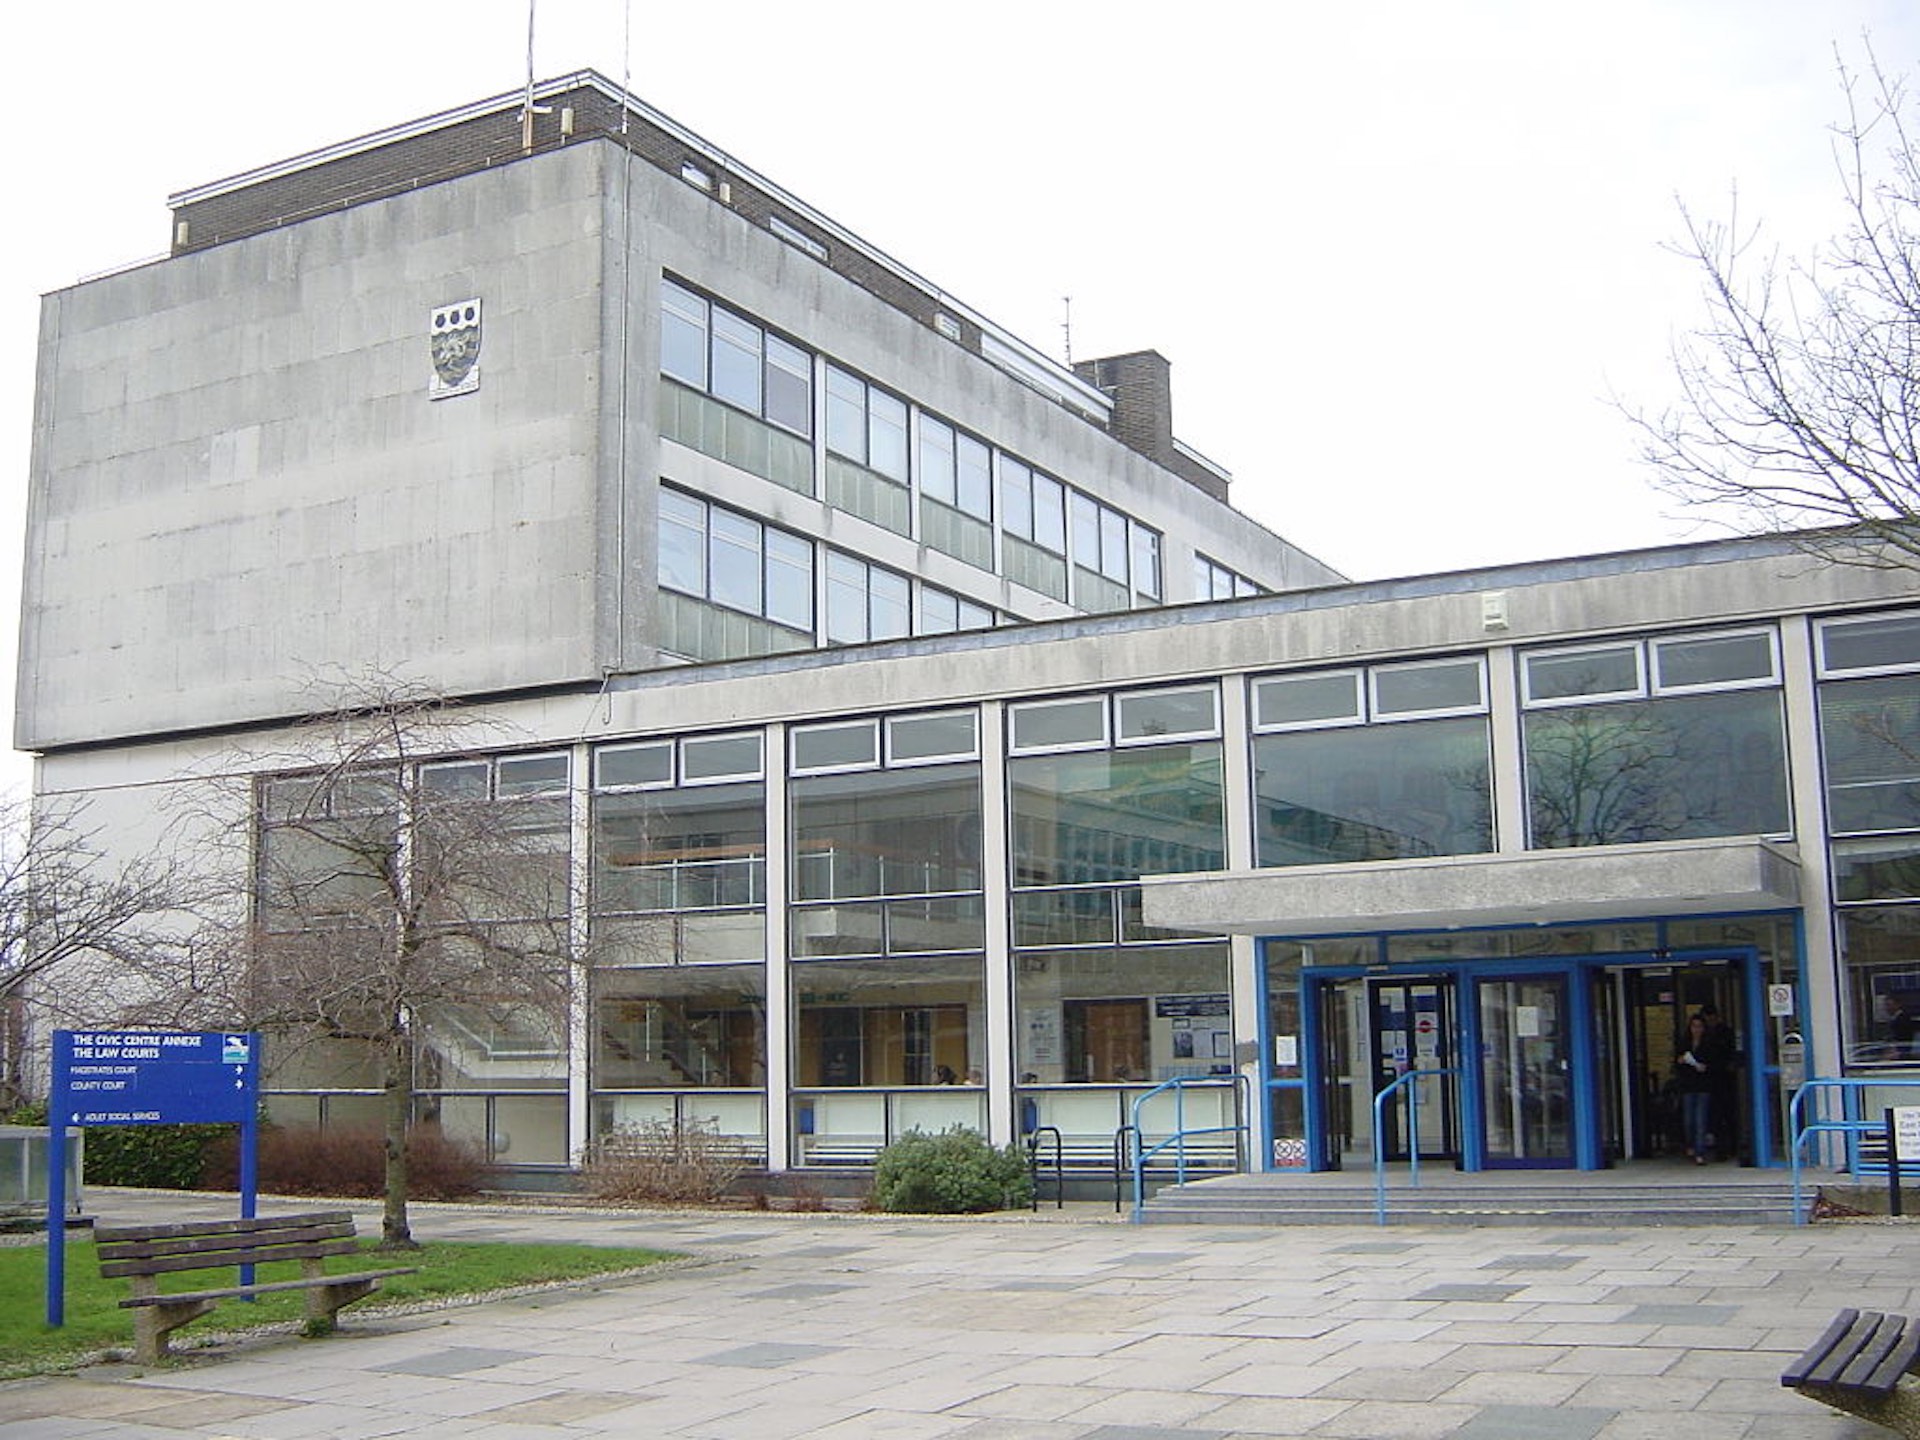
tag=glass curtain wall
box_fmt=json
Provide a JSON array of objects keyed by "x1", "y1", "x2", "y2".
[
  {"x1": 787, "y1": 712, "x2": 987, "y2": 1161},
  {"x1": 256, "y1": 754, "x2": 574, "y2": 1166},
  {"x1": 1250, "y1": 658, "x2": 1492, "y2": 866},
  {"x1": 1008, "y1": 686, "x2": 1235, "y2": 1153},
  {"x1": 1521, "y1": 630, "x2": 1790, "y2": 847},
  {"x1": 589, "y1": 732, "x2": 768, "y2": 1151},
  {"x1": 1818, "y1": 611, "x2": 1920, "y2": 1067}
]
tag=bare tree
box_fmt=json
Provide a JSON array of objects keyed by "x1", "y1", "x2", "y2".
[
  {"x1": 0, "y1": 798, "x2": 189, "y2": 1111},
  {"x1": 221, "y1": 677, "x2": 577, "y2": 1249},
  {"x1": 1629, "y1": 48, "x2": 1920, "y2": 564}
]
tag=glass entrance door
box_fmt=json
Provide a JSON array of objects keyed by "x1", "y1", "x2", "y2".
[
  {"x1": 1369, "y1": 979, "x2": 1456, "y2": 1161},
  {"x1": 1476, "y1": 974, "x2": 1575, "y2": 1167}
]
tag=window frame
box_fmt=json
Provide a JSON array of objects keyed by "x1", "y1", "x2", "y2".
[
  {"x1": 790, "y1": 719, "x2": 883, "y2": 777},
  {"x1": 1114, "y1": 685, "x2": 1222, "y2": 746},
  {"x1": 1369, "y1": 656, "x2": 1489, "y2": 722},
  {"x1": 1817, "y1": 609, "x2": 1920, "y2": 680},
  {"x1": 1520, "y1": 641, "x2": 1647, "y2": 708},
  {"x1": 595, "y1": 741, "x2": 677, "y2": 793},
  {"x1": 658, "y1": 486, "x2": 815, "y2": 636},
  {"x1": 659, "y1": 278, "x2": 812, "y2": 439},
  {"x1": 1008, "y1": 696, "x2": 1112, "y2": 755},
  {"x1": 1649, "y1": 627, "x2": 1780, "y2": 695},
  {"x1": 885, "y1": 710, "x2": 981, "y2": 767},
  {"x1": 679, "y1": 732, "x2": 766, "y2": 787},
  {"x1": 1250, "y1": 669, "x2": 1367, "y2": 733}
]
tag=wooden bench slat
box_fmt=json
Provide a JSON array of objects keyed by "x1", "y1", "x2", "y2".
[
  {"x1": 1849, "y1": 1319, "x2": 1920, "y2": 1394},
  {"x1": 99, "y1": 1225, "x2": 355, "y2": 1262},
  {"x1": 1783, "y1": 1308, "x2": 1865, "y2": 1387},
  {"x1": 93, "y1": 1211, "x2": 354, "y2": 1245},
  {"x1": 98, "y1": 1238, "x2": 360, "y2": 1278},
  {"x1": 118, "y1": 1267, "x2": 420, "y2": 1309},
  {"x1": 1803, "y1": 1310, "x2": 1885, "y2": 1388},
  {"x1": 1784, "y1": 1308, "x2": 1920, "y2": 1402},
  {"x1": 1833, "y1": 1314, "x2": 1907, "y2": 1392}
]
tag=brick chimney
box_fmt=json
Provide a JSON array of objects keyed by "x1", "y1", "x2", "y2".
[{"x1": 1073, "y1": 350, "x2": 1228, "y2": 502}]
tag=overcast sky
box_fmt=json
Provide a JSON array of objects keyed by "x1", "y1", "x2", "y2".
[{"x1": 6, "y1": 0, "x2": 1919, "y2": 777}]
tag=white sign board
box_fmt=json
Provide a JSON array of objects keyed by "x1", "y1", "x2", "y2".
[
  {"x1": 1893, "y1": 1106, "x2": 1920, "y2": 1161},
  {"x1": 1768, "y1": 984, "x2": 1795, "y2": 1018}
]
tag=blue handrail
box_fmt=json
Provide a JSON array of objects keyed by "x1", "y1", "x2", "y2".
[
  {"x1": 1126, "y1": 1075, "x2": 1250, "y2": 1222},
  {"x1": 1373, "y1": 1067, "x2": 1462, "y2": 1226},
  {"x1": 1788, "y1": 1075, "x2": 1920, "y2": 1224}
]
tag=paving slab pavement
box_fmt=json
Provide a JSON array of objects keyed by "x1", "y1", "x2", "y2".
[{"x1": 1, "y1": 1190, "x2": 1912, "y2": 1438}]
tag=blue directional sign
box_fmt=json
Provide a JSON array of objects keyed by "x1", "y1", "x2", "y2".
[{"x1": 53, "y1": 1030, "x2": 258, "y2": 1125}]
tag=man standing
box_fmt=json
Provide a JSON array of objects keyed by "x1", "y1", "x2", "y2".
[{"x1": 1695, "y1": 1004, "x2": 1737, "y2": 1161}]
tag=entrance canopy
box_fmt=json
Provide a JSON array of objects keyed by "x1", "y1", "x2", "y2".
[{"x1": 1139, "y1": 837, "x2": 1801, "y2": 938}]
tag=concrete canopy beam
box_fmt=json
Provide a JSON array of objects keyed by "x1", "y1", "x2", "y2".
[{"x1": 1138, "y1": 837, "x2": 1802, "y2": 937}]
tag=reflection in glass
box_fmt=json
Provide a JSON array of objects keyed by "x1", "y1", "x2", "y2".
[
  {"x1": 1476, "y1": 977, "x2": 1573, "y2": 1163},
  {"x1": 1821, "y1": 675, "x2": 1920, "y2": 833},
  {"x1": 593, "y1": 783, "x2": 765, "y2": 914},
  {"x1": 1010, "y1": 743, "x2": 1224, "y2": 886},
  {"x1": 1525, "y1": 690, "x2": 1788, "y2": 847},
  {"x1": 1254, "y1": 717, "x2": 1490, "y2": 866},
  {"x1": 1837, "y1": 907, "x2": 1920, "y2": 1066},
  {"x1": 792, "y1": 765, "x2": 982, "y2": 900}
]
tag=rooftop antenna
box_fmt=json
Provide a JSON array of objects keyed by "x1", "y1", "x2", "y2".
[
  {"x1": 520, "y1": 0, "x2": 550, "y2": 153},
  {"x1": 1061, "y1": 296, "x2": 1073, "y2": 366}
]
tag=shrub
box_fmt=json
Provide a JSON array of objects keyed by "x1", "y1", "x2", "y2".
[
  {"x1": 871, "y1": 1127, "x2": 1032, "y2": 1214},
  {"x1": 83, "y1": 1123, "x2": 230, "y2": 1189},
  {"x1": 200, "y1": 1124, "x2": 490, "y2": 1200},
  {"x1": 581, "y1": 1118, "x2": 749, "y2": 1205}
]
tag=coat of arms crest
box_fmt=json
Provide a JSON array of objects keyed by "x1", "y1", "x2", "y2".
[{"x1": 429, "y1": 299, "x2": 482, "y2": 397}]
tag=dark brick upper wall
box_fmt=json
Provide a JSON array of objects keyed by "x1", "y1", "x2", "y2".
[
  {"x1": 168, "y1": 78, "x2": 1236, "y2": 502},
  {"x1": 169, "y1": 83, "x2": 984, "y2": 355}
]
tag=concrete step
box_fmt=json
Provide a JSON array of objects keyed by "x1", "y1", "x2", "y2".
[{"x1": 1135, "y1": 1173, "x2": 1801, "y2": 1226}]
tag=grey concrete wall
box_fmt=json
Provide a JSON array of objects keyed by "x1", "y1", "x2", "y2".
[{"x1": 19, "y1": 145, "x2": 612, "y2": 751}]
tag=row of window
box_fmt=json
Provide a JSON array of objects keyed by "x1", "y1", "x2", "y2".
[
  {"x1": 659, "y1": 279, "x2": 1163, "y2": 606},
  {"x1": 262, "y1": 611, "x2": 1920, "y2": 910},
  {"x1": 1195, "y1": 555, "x2": 1262, "y2": 602},
  {"x1": 659, "y1": 487, "x2": 993, "y2": 645}
]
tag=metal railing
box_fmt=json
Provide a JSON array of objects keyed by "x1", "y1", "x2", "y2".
[
  {"x1": 1126, "y1": 1074, "x2": 1251, "y2": 1221},
  {"x1": 1373, "y1": 1067, "x2": 1462, "y2": 1226},
  {"x1": 1026, "y1": 1125, "x2": 1064, "y2": 1211},
  {"x1": 1788, "y1": 1075, "x2": 1920, "y2": 1224}
]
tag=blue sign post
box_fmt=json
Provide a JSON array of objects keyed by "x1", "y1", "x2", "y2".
[{"x1": 46, "y1": 1030, "x2": 260, "y2": 1327}]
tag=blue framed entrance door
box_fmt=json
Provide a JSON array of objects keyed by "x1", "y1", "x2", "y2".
[
  {"x1": 1370, "y1": 979, "x2": 1457, "y2": 1162},
  {"x1": 1474, "y1": 973, "x2": 1576, "y2": 1168}
]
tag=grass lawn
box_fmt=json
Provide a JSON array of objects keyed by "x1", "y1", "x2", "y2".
[{"x1": 0, "y1": 1236, "x2": 680, "y2": 1377}]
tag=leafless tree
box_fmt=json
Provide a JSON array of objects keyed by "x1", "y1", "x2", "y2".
[
  {"x1": 1628, "y1": 48, "x2": 1920, "y2": 564},
  {"x1": 0, "y1": 798, "x2": 190, "y2": 1111},
  {"x1": 210, "y1": 677, "x2": 578, "y2": 1249}
]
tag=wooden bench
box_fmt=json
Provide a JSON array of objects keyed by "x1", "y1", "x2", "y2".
[
  {"x1": 95, "y1": 1210, "x2": 418, "y2": 1363},
  {"x1": 1781, "y1": 1307, "x2": 1920, "y2": 1437}
]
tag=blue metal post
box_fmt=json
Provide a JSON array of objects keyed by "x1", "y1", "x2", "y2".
[{"x1": 45, "y1": 1116, "x2": 66, "y2": 1328}]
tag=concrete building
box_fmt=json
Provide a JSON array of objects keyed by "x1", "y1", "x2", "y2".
[{"x1": 18, "y1": 74, "x2": 1920, "y2": 1182}]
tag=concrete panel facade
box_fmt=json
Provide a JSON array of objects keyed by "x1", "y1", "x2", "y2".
[{"x1": 20, "y1": 144, "x2": 612, "y2": 750}]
